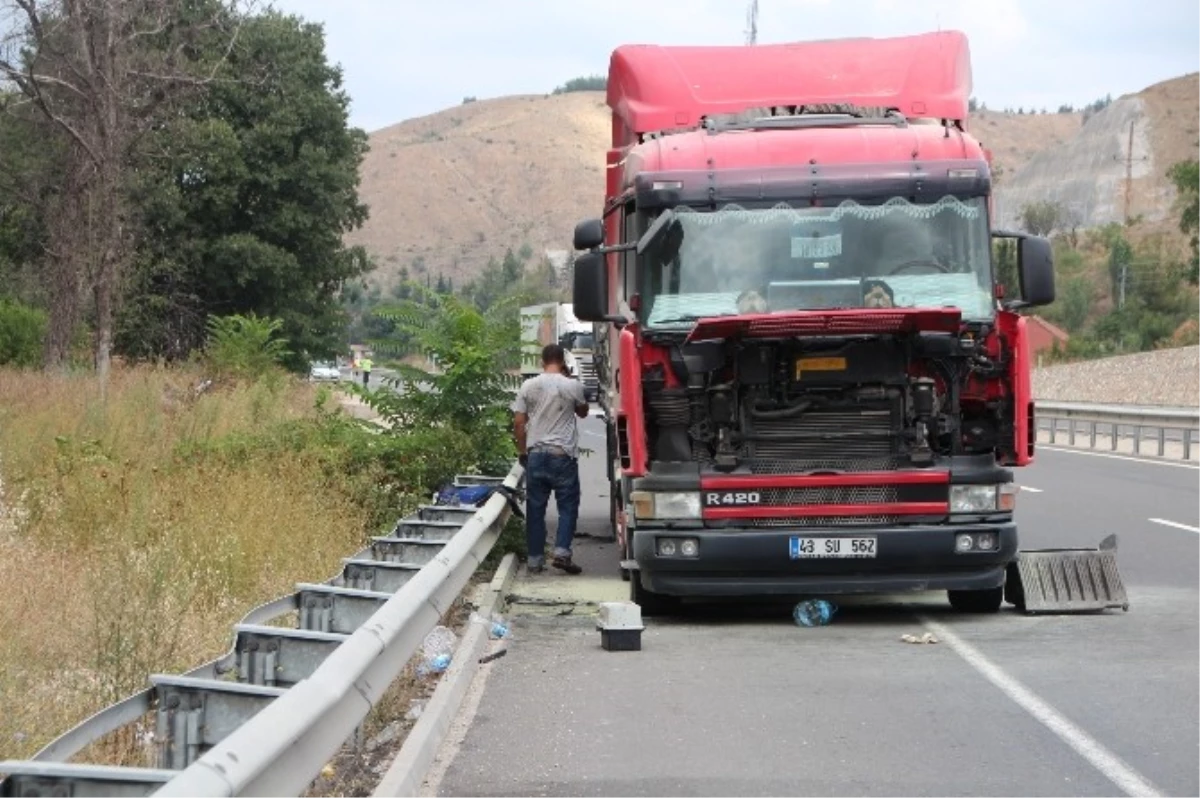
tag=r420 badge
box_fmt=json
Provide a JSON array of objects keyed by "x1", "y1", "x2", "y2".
[{"x1": 704, "y1": 491, "x2": 762, "y2": 506}]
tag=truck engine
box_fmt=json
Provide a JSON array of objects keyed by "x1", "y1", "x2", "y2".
[{"x1": 642, "y1": 328, "x2": 1012, "y2": 478}]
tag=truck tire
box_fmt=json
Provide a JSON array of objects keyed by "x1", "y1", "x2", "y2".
[
  {"x1": 947, "y1": 586, "x2": 1004, "y2": 613},
  {"x1": 630, "y1": 570, "x2": 677, "y2": 617},
  {"x1": 1003, "y1": 562, "x2": 1026, "y2": 613}
]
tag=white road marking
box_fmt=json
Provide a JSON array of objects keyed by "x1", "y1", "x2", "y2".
[
  {"x1": 1148, "y1": 517, "x2": 1200, "y2": 534},
  {"x1": 1038, "y1": 446, "x2": 1200, "y2": 470},
  {"x1": 1019, "y1": 485, "x2": 1044, "y2": 493},
  {"x1": 920, "y1": 617, "x2": 1164, "y2": 798}
]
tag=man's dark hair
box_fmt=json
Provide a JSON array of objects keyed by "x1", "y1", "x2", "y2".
[{"x1": 542, "y1": 343, "x2": 567, "y2": 366}]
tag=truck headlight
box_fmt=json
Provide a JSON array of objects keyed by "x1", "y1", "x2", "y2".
[
  {"x1": 630, "y1": 491, "x2": 701, "y2": 520},
  {"x1": 950, "y1": 484, "x2": 1017, "y2": 513}
]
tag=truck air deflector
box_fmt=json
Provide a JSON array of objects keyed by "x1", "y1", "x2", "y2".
[{"x1": 606, "y1": 31, "x2": 972, "y2": 146}]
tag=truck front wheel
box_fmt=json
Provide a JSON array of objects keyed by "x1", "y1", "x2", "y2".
[
  {"x1": 947, "y1": 586, "x2": 1004, "y2": 613},
  {"x1": 631, "y1": 571, "x2": 677, "y2": 617}
]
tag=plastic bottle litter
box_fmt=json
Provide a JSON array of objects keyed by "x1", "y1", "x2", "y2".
[
  {"x1": 470, "y1": 611, "x2": 510, "y2": 640},
  {"x1": 793, "y1": 599, "x2": 838, "y2": 627},
  {"x1": 417, "y1": 625, "x2": 458, "y2": 676}
]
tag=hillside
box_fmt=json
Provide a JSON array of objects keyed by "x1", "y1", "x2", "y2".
[
  {"x1": 993, "y1": 73, "x2": 1199, "y2": 230},
  {"x1": 348, "y1": 77, "x2": 1197, "y2": 289},
  {"x1": 345, "y1": 92, "x2": 609, "y2": 289}
]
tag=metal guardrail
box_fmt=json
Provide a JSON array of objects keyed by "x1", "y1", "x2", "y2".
[
  {"x1": 0, "y1": 464, "x2": 523, "y2": 798},
  {"x1": 1035, "y1": 401, "x2": 1199, "y2": 460}
]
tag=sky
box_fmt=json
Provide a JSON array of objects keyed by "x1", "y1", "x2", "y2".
[{"x1": 271, "y1": 0, "x2": 1198, "y2": 133}]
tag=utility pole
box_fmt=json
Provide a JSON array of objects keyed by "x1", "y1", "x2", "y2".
[
  {"x1": 1124, "y1": 119, "x2": 1135, "y2": 224},
  {"x1": 745, "y1": 0, "x2": 758, "y2": 45}
]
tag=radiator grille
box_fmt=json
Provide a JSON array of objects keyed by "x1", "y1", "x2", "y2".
[
  {"x1": 758, "y1": 485, "x2": 899, "y2": 505},
  {"x1": 747, "y1": 404, "x2": 900, "y2": 472},
  {"x1": 749, "y1": 457, "x2": 900, "y2": 473},
  {"x1": 744, "y1": 515, "x2": 899, "y2": 528}
]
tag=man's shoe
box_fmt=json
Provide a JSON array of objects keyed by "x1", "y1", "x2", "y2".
[
  {"x1": 551, "y1": 556, "x2": 582, "y2": 575},
  {"x1": 526, "y1": 560, "x2": 545, "y2": 574}
]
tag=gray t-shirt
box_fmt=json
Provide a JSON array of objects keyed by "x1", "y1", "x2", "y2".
[{"x1": 512, "y1": 372, "x2": 587, "y2": 457}]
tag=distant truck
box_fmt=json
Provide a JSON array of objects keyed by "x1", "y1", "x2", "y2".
[{"x1": 519, "y1": 302, "x2": 598, "y2": 401}]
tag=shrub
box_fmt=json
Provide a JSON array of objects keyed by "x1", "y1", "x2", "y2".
[
  {"x1": 0, "y1": 297, "x2": 47, "y2": 367},
  {"x1": 201, "y1": 313, "x2": 291, "y2": 381}
]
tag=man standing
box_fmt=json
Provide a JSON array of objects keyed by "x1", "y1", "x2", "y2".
[
  {"x1": 360, "y1": 354, "x2": 373, "y2": 388},
  {"x1": 512, "y1": 344, "x2": 589, "y2": 574}
]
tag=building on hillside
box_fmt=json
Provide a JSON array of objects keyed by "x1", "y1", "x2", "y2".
[{"x1": 1026, "y1": 315, "x2": 1070, "y2": 363}]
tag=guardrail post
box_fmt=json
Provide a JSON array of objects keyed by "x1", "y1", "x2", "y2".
[
  {"x1": 1156, "y1": 426, "x2": 1165, "y2": 457},
  {"x1": 1110, "y1": 422, "x2": 1117, "y2": 451},
  {"x1": 1133, "y1": 424, "x2": 1142, "y2": 455},
  {"x1": 1049, "y1": 419, "x2": 1057, "y2": 443},
  {"x1": 1185, "y1": 429, "x2": 1193, "y2": 461},
  {"x1": 1069, "y1": 420, "x2": 1077, "y2": 445},
  {"x1": 1088, "y1": 420, "x2": 1096, "y2": 448}
]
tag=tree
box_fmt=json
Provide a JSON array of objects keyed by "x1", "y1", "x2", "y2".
[
  {"x1": 116, "y1": 9, "x2": 371, "y2": 368},
  {"x1": 1059, "y1": 276, "x2": 1091, "y2": 333},
  {"x1": 1019, "y1": 201, "x2": 1063, "y2": 237},
  {"x1": 1168, "y1": 159, "x2": 1199, "y2": 283},
  {"x1": 0, "y1": 0, "x2": 251, "y2": 376},
  {"x1": 362, "y1": 295, "x2": 521, "y2": 472}
]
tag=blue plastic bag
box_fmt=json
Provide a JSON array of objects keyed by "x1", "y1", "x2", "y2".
[{"x1": 435, "y1": 483, "x2": 495, "y2": 507}]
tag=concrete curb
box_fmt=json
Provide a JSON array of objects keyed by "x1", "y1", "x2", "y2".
[{"x1": 373, "y1": 553, "x2": 519, "y2": 797}]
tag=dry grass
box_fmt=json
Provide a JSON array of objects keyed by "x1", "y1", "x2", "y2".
[{"x1": 0, "y1": 364, "x2": 371, "y2": 761}]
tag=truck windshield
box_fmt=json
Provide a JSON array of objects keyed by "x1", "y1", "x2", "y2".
[
  {"x1": 561, "y1": 332, "x2": 594, "y2": 350},
  {"x1": 640, "y1": 195, "x2": 995, "y2": 329}
]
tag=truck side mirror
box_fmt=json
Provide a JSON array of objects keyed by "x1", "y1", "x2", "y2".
[
  {"x1": 1017, "y1": 235, "x2": 1055, "y2": 308},
  {"x1": 573, "y1": 218, "x2": 605, "y2": 251},
  {"x1": 572, "y1": 251, "x2": 608, "y2": 322}
]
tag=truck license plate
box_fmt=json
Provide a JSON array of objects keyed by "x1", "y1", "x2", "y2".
[{"x1": 790, "y1": 536, "x2": 877, "y2": 559}]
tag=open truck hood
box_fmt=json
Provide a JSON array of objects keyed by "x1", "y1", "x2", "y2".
[{"x1": 683, "y1": 308, "x2": 963, "y2": 343}]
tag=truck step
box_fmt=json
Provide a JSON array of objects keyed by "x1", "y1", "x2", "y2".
[{"x1": 1009, "y1": 534, "x2": 1129, "y2": 614}]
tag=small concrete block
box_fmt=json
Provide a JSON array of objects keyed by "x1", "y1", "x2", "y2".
[{"x1": 597, "y1": 601, "x2": 644, "y2": 631}]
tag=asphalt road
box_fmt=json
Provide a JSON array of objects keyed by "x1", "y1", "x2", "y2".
[{"x1": 428, "y1": 415, "x2": 1199, "y2": 797}]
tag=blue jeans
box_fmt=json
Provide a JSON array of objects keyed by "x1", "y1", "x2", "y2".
[{"x1": 525, "y1": 450, "x2": 580, "y2": 566}]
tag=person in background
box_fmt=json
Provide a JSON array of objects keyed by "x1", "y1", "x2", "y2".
[
  {"x1": 360, "y1": 354, "x2": 373, "y2": 388},
  {"x1": 512, "y1": 344, "x2": 589, "y2": 574}
]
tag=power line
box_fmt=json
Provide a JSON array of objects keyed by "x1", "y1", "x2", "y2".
[{"x1": 745, "y1": 0, "x2": 758, "y2": 45}]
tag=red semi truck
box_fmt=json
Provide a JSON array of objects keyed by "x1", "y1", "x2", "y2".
[{"x1": 569, "y1": 31, "x2": 1070, "y2": 615}]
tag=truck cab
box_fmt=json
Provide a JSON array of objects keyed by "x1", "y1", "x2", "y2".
[{"x1": 570, "y1": 32, "x2": 1056, "y2": 615}]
